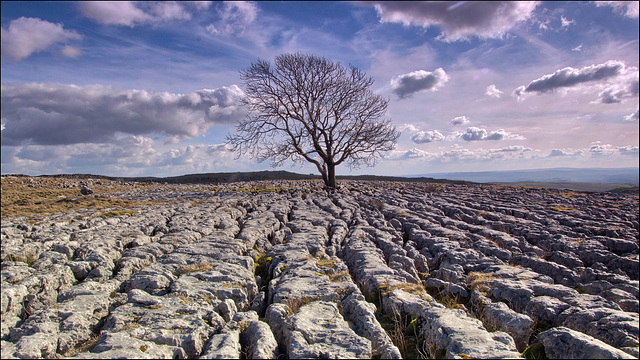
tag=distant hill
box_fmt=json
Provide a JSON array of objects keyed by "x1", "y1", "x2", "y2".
[
  {"x1": 145, "y1": 171, "x2": 471, "y2": 185},
  {"x1": 4, "y1": 168, "x2": 637, "y2": 192},
  {"x1": 4, "y1": 170, "x2": 470, "y2": 185},
  {"x1": 415, "y1": 167, "x2": 639, "y2": 184}
]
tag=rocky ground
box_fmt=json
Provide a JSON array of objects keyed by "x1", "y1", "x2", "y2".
[{"x1": 1, "y1": 178, "x2": 638, "y2": 359}]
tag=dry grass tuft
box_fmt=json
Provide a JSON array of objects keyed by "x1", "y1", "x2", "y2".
[
  {"x1": 284, "y1": 296, "x2": 319, "y2": 316},
  {"x1": 178, "y1": 262, "x2": 213, "y2": 275},
  {"x1": 63, "y1": 333, "x2": 101, "y2": 357},
  {"x1": 467, "y1": 272, "x2": 496, "y2": 293},
  {"x1": 168, "y1": 293, "x2": 193, "y2": 304},
  {"x1": 327, "y1": 270, "x2": 351, "y2": 283},
  {"x1": 549, "y1": 205, "x2": 577, "y2": 211},
  {"x1": 315, "y1": 255, "x2": 337, "y2": 269},
  {"x1": 1, "y1": 176, "x2": 164, "y2": 219},
  {"x1": 380, "y1": 282, "x2": 426, "y2": 296}
]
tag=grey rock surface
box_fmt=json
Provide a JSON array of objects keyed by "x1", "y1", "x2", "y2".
[
  {"x1": 1, "y1": 178, "x2": 638, "y2": 358},
  {"x1": 538, "y1": 326, "x2": 636, "y2": 359},
  {"x1": 417, "y1": 305, "x2": 522, "y2": 359},
  {"x1": 285, "y1": 301, "x2": 372, "y2": 359}
]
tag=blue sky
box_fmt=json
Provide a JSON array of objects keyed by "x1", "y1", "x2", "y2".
[{"x1": 1, "y1": 1, "x2": 638, "y2": 177}]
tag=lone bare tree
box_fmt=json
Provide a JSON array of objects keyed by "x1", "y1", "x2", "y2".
[{"x1": 227, "y1": 53, "x2": 400, "y2": 188}]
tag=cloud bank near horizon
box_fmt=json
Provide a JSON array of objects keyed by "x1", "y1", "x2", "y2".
[{"x1": 1, "y1": 82, "x2": 246, "y2": 146}]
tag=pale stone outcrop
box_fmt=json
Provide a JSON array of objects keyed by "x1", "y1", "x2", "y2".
[{"x1": 1, "y1": 178, "x2": 637, "y2": 359}]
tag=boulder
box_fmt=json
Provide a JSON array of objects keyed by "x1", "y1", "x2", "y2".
[
  {"x1": 285, "y1": 301, "x2": 372, "y2": 359},
  {"x1": 538, "y1": 327, "x2": 636, "y2": 359},
  {"x1": 242, "y1": 320, "x2": 279, "y2": 359},
  {"x1": 417, "y1": 306, "x2": 522, "y2": 359}
]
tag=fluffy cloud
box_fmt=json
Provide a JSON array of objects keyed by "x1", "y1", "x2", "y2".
[
  {"x1": 595, "y1": 1, "x2": 639, "y2": 18},
  {"x1": 593, "y1": 74, "x2": 639, "y2": 104},
  {"x1": 60, "y1": 45, "x2": 81, "y2": 58},
  {"x1": 78, "y1": 1, "x2": 209, "y2": 26},
  {"x1": 492, "y1": 145, "x2": 531, "y2": 152},
  {"x1": 386, "y1": 143, "x2": 637, "y2": 166},
  {"x1": 206, "y1": 1, "x2": 259, "y2": 35},
  {"x1": 460, "y1": 127, "x2": 525, "y2": 141},
  {"x1": 398, "y1": 123, "x2": 420, "y2": 133},
  {"x1": 387, "y1": 147, "x2": 433, "y2": 160},
  {"x1": 439, "y1": 145, "x2": 531, "y2": 162},
  {"x1": 560, "y1": 15, "x2": 575, "y2": 27},
  {"x1": 1, "y1": 139, "x2": 242, "y2": 177},
  {"x1": 618, "y1": 145, "x2": 639, "y2": 156},
  {"x1": 484, "y1": 84, "x2": 504, "y2": 98},
  {"x1": 402, "y1": 124, "x2": 524, "y2": 144},
  {"x1": 411, "y1": 130, "x2": 445, "y2": 144},
  {"x1": 589, "y1": 143, "x2": 640, "y2": 157},
  {"x1": 450, "y1": 116, "x2": 470, "y2": 125},
  {"x1": 513, "y1": 60, "x2": 637, "y2": 101},
  {"x1": 1, "y1": 17, "x2": 82, "y2": 61},
  {"x1": 624, "y1": 108, "x2": 639, "y2": 122},
  {"x1": 549, "y1": 148, "x2": 583, "y2": 157},
  {"x1": 514, "y1": 60, "x2": 625, "y2": 96},
  {"x1": 367, "y1": 1, "x2": 539, "y2": 42},
  {"x1": 390, "y1": 68, "x2": 449, "y2": 99},
  {"x1": 1, "y1": 82, "x2": 246, "y2": 146}
]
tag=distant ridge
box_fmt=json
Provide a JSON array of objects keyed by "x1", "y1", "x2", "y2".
[
  {"x1": 3, "y1": 170, "x2": 470, "y2": 185},
  {"x1": 4, "y1": 168, "x2": 637, "y2": 192}
]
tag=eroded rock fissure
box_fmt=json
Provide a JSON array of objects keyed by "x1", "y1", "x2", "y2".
[{"x1": 1, "y1": 180, "x2": 638, "y2": 359}]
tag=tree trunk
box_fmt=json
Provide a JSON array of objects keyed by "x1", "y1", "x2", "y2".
[{"x1": 327, "y1": 162, "x2": 336, "y2": 188}]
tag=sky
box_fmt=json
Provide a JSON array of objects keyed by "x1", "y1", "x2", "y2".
[{"x1": 1, "y1": 1, "x2": 638, "y2": 178}]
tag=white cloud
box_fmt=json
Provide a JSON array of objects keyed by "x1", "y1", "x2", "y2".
[
  {"x1": 624, "y1": 108, "x2": 639, "y2": 122},
  {"x1": 387, "y1": 147, "x2": 432, "y2": 160},
  {"x1": 411, "y1": 130, "x2": 445, "y2": 144},
  {"x1": 595, "y1": 1, "x2": 639, "y2": 18},
  {"x1": 1, "y1": 82, "x2": 246, "y2": 146},
  {"x1": 78, "y1": 1, "x2": 208, "y2": 26},
  {"x1": 367, "y1": 1, "x2": 539, "y2": 42},
  {"x1": 147, "y1": 1, "x2": 192, "y2": 21},
  {"x1": 206, "y1": 1, "x2": 259, "y2": 35},
  {"x1": 402, "y1": 124, "x2": 524, "y2": 144},
  {"x1": 549, "y1": 148, "x2": 582, "y2": 157},
  {"x1": 450, "y1": 116, "x2": 470, "y2": 125},
  {"x1": 369, "y1": 143, "x2": 638, "y2": 173},
  {"x1": 398, "y1": 123, "x2": 420, "y2": 133},
  {"x1": 513, "y1": 60, "x2": 634, "y2": 101},
  {"x1": 78, "y1": 2, "x2": 152, "y2": 26},
  {"x1": 587, "y1": 143, "x2": 638, "y2": 157},
  {"x1": 484, "y1": 84, "x2": 504, "y2": 98},
  {"x1": 517, "y1": 60, "x2": 625, "y2": 94},
  {"x1": 1, "y1": 139, "x2": 244, "y2": 177},
  {"x1": 492, "y1": 145, "x2": 531, "y2": 152},
  {"x1": 1, "y1": 17, "x2": 82, "y2": 61},
  {"x1": 589, "y1": 144, "x2": 615, "y2": 156},
  {"x1": 390, "y1": 68, "x2": 449, "y2": 99},
  {"x1": 618, "y1": 145, "x2": 639, "y2": 156},
  {"x1": 460, "y1": 127, "x2": 525, "y2": 141},
  {"x1": 593, "y1": 71, "x2": 639, "y2": 104},
  {"x1": 560, "y1": 15, "x2": 575, "y2": 27},
  {"x1": 61, "y1": 45, "x2": 82, "y2": 58}
]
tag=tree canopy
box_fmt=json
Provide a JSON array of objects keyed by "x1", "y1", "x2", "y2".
[{"x1": 227, "y1": 53, "x2": 400, "y2": 188}]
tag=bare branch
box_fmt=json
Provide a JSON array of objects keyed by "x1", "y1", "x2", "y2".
[{"x1": 227, "y1": 53, "x2": 399, "y2": 188}]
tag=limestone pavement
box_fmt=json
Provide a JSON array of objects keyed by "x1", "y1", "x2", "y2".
[{"x1": 1, "y1": 179, "x2": 638, "y2": 359}]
